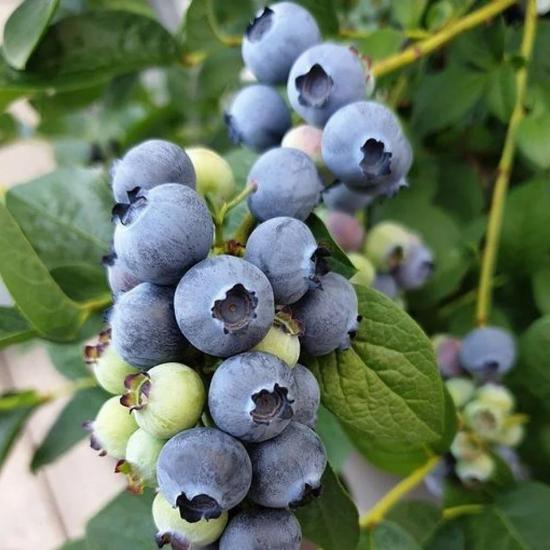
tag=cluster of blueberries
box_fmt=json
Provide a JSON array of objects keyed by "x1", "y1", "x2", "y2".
[
  {"x1": 425, "y1": 326, "x2": 525, "y2": 492},
  {"x1": 81, "y1": 2, "x2": 435, "y2": 547}
]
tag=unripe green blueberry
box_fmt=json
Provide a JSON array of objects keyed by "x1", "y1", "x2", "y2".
[
  {"x1": 116, "y1": 428, "x2": 165, "y2": 492},
  {"x1": 152, "y1": 492, "x2": 228, "y2": 548},
  {"x1": 281, "y1": 125, "x2": 324, "y2": 167},
  {"x1": 88, "y1": 396, "x2": 138, "y2": 459},
  {"x1": 455, "y1": 453, "x2": 495, "y2": 484},
  {"x1": 450, "y1": 430, "x2": 482, "y2": 462},
  {"x1": 348, "y1": 252, "x2": 375, "y2": 286},
  {"x1": 496, "y1": 422, "x2": 525, "y2": 447},
  {"x1": 252, "y1": 325, "x2": 300, "y2": 368},
  {"x1": 364, "y1": 222, "x2": 415, "y2": 271},
  {"x1": 475, "y1": 383, "x2": 515, "y2": 415},
  {"x1": 445, "y1": 377, "x2": 475, "y2": 409},
  {"x1": 463, "y1": 400, "x2": 505, "y2": 442},
  {"x1": 121, "y1": 363, "x2": 205, "y2": 439},
  {"x1": 187, "y1": 147, "x2": 236, "y2": 203},
  {"x1": 85, "y1": 334, "x2": 140, "y2": 395}
]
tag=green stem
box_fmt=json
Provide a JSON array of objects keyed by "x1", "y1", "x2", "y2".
[
  {"x1": 234, "y1": 212, "x2": 256, "y2": 244},
  {"x1": 443, "y1": 504, "x2": 485, "y2": 520},
  {"x1": 476, "y1": 0, "x2": 538, "y2": 326},
  {"x1": 372, "y1": 0, "x2": 517, "y2": 78},
  {"x1": 359, "y1": 455, "x2": 440, "y2": 529}
]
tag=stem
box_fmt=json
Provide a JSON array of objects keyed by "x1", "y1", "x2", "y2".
[
  {"x1": 234, "y1": 212, "x2": 256, "y2": 244},
  {"x1": 476, "y1": 0, "x2": 538, "y2": 327},
  {"x1": 443, "y1": 504, "x2": 485, "y2": 520},
  {"x1": 359, "y1": 455, "x2": 440, "y2": 529},
  {"x1": 372, "y1": 0, "x2": 517, "y2": 78}
]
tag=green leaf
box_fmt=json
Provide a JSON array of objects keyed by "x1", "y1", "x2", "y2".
[
  {"x1": 426, "y1": 520, "x2": 466, "y2": 550},
  {"x1": 306, "y1": 213, "x2": 357, "y2": 279},
  {"x1": 50, "y1": 264, "x2": 109, "y2": 303},
  {"x1": 3, "y1": 0, "x2": 60, "y2": 70},
  {"x1": 47, "y1": 341, "x2": 89, "y2": 380},
  {"x1": 500, "y1": 178, "x2": 550, "y2": 275},
  {"x1": 517, "y1": 112, "x2": 550, "y2": 169},
  {"x1": 0, "y1": 307, "x2": 36, "y2": 349},
  {"x1": 32, "y1": 387, "x2": 107, "y2": 471},
  {"x1": 304, "y1": 285, "x2": 448, "y2": 453},
  {"x1": 412, "y1": 66, "x2": 486, "y2": 135},
  {"x1": 359, "y1": 520, "x2": 422, "y2": 549},
  {"x1": 0, "y1": 201, "x2": 84, "y2": 341},
  {"x1": 85, "y1": 489, "x2": 156, "y2": 550},
  {"x1": 0, "y1": 390, "x2": 41, "y2": 467},
  {"x1": 531, "y1": 266, "x2": 550, "y2": 314},
  {"x1": 391, "y1": 0, "x2": 428, "y2": 29},
  {"x1": 461, "y1": 482, "x2": 550, "y2": 549},
  {"x1": 387, "y1": 501, "x2": 442, "y2": 546},
  {"x1": 1, "y1": 12, "x2": 176, "y2": 92},
  {"x1": 315, "y1": 405, "x2": 354, "y2": 472},
  {"x1": 295, "y1": 464, "x2": 359, "y2": 550},
  {"x1": 517, "y1": 316, "x2": 550, "y2": 402},
  {"x1": 295, "y1": 0, "x2": 339, "y2": 35},
  {"x1": 60, "y1": 540, "x2": 87, "y2": 550},
  {"x1": 358, "y1": 28, "x2": 405, "y2": 61},
  {"x1": 485, "y1": 63, "x2": 516, "y2": 122},
  {"x1": 6, "y1": 167, "x2": 112, "y2": 270}
]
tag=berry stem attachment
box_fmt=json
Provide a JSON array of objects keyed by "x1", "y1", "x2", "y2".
[
  {"x1": 358, "y1": 455, "x2": 440, "y2": 529},
  {"x1": 371, "y1": 0, "x2": 517, "y2": 78},
  {"x1": 476, "y1": 0, "x2": 538, "y2": 327}
]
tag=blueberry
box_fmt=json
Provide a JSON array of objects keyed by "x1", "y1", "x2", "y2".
[
  {"x1": 174, "y1": 255, "x2": 275, "y2": 357},
  {"x1": 322, "y1": 101, "x2": 412, "y2": 187},
  {"x1": 153, "y1": 492, "x2": 228, "y2": 549},
  {"x1": 111, "y1": 139, "x2": 195, "y2": 203},
  {"x1": 118, "y1": 428, "x2": 165, "y2": 491},
  {"x1": 110, "y1": 283, "x2": 188, "y2": 369},
  {"x1": 220, "y1": 508, "x2": 302, "y2": 550},
  {"x1": 225, "y1": 85, "x2": 291, "y2": 152},
  {"x1": 209, "y1": 351, "x2": 296, "y2": 442},
  {"x1": 394, "y1": 243, "x2": 435, "y2": 290},
  {"x1": 424, "y1": 458, "x2": 451, "y2": 498},
  {"x1": 242, "y1": 2, "x2": 321, "y2": 84},
  {"x1": 463, "y1": 399, "x2": 504, "y2": 442},
  {"x1": 459, "y1": 326, "x2": 517, "y2": 378},
  {"x1": 291, "y1": 272, "x2": 359, "y2": 356},
  {"x1": 322, "y1": 181, "x2": 374, "y2": 214},
  {"x1": 252, "y1": 323, "x2": 301, "y2": 368},
  {"x1": 372, "y1": 273, "x2": 400, "y2": 300},
  {"x1": 475, "y1": 383, "x2": 515, "y2": 414},
  {"x1": 87, "y1": 396, "x2": 138, "y2": 459},
  {"x1": 157, "y1": 427, "x2": 252, "y2": 522},
  {"x1": 348, "y1": 253, "x2": 375, "y2": 287},
  {"x1": 455, "y1": 453, "x2": 494, "y2": 484},
  {"x1": 326, "y1": 211, "x2": 365, "y2": 252},
  {"x1": 187, "y1": 147, "x2": 236, "y2": 204},
  {"x1": 113, "y1": 184, "x2": 213, "y2": 286},
  {"x1": 282, "y1": 124, "x2": 324, "y2": 166},
  {"x1": 432, "y1": 334, "x2": 464, "y2": 379},
  {"x1": 121, "y1": 363, "x2": 206, "y2": 439},
  {"x1": 287, "y1": 43, "x2": 368, "y2": 127},
  {"x1": 102, "y1": 250, "x2": 140, "y2": 298},
  {"x1": 364, "y1": 221, "x2": 414, "y2": 272},
  {"x1": 292, "y1": 364, "x2": 320, "y2": 428},
  {"x1": 247, "y1": 148, "x2": 323, "y2": 221},
  {"x1": 247, "y1": 422, "x2": 327, "y2": 508},
  {"x1": 244, "y1": 216, "x2": 329, "y2": 304}
]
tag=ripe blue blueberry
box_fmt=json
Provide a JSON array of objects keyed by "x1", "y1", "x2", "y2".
[
  {"x1": 394, "y1": 243, "x2": 435, "y2": 290},
  {"x1": 372, "y1": 273, "x2": 400, "y2": 300},
  {"x1": 220, "y1": 508, "x2": 302, "y2": 550},
  {"x1": 224, "y1": 85, "x2": 291, "y2": 152},
  {"x1": 459, "y1": 326, "x2": 517, "y2": 378},
  {"x1": 322, "y1": 181, "x2": 374, "y2": 214},
  {"x1": 111, "y1": 139, "x2": 195, "y2": 203},
  {"x1": 242, "y1": 2, "x2": 321, "y2": 84},
  {"x1": 113, "y1": 184, "x2": 213, "y2": 286},
  {"x1": 247, "y1": 422, "x2": 327, "y2": 508},
  {"x1": 157, "y1": 427, "x2": 252, "y2": 523},
  {"x1": 291, "y1": 272, "x2": 359, "y2": 356},
  {"x1": 110, "y1": 283, "x2": 188, "y2": 369},
  {"x1": 244, "y1": 216, "x2": 329, "y2": 304},
  {"x1": 102, "y1": 251, "x2": 140, "y2": 299},
  {"x1": 174, "y1": 255, "x2": 275, "y2": 357},
  {"x1": 326, "y1": 210, "x2": 365, "y2": 252},
  {"x1": 208, "y1": 351, "x2": 296, "y2": 442},
  {"x1": 322, "y1": 101, "x2": 412, "y2": 188},
  {"x1": 287, "y1": 43, "x2": 368, "y2": 127},
  {"x1": 432, "y1": 334, "x2": 464, "y2": 379},
  {"x1": 292, "y1": 364, "x2": 320, "y2": 428},
  {"x1": 247, "y1": 147, "x2": 323, "y2": 221}
]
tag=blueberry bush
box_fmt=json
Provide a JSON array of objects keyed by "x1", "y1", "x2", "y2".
[{"x1": 1, "y1": 0, "x2": 550, "y2": 548}]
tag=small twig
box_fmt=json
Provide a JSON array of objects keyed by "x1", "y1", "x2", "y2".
[{"x1": 443, "y1": 504, "x2": 485, "y2": 520}]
